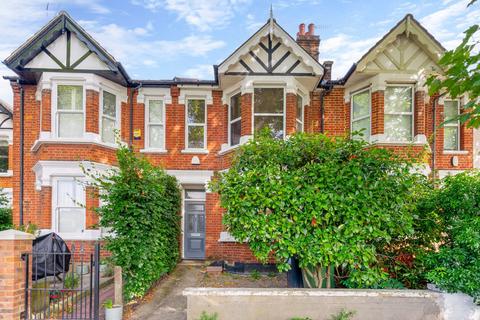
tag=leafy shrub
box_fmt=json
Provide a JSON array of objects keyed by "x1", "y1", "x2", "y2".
[
  {"x1": 329, "y1": 309, "x2": 355, "y2": 320},
  {"x1": 211, "y1": 132, "x2": 423, "y2": 288},
  {"x1": 198, "y1": 312, "x2": 218, "y2": 320},
  {"x1": 85, "y1": 145, "x2": 181, "y2": 301},
  {"x1": 419, "y1": 171, "x2": 480, "y2": 300},
  {"x1": 0, "y1": 190, "x2": 12, "y2": 230},
  {"x1": 64, "y1": 273, "x2": 79, "y2": 289}
]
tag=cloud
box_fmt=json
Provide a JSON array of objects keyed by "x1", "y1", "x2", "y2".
[
  {"x1": 132, "y1": 0, "x2": 251, "y2": 31},
  {"x1": 245, "y1": 14, "x2": 264, "y2": 32},
  {"x1": 182, "y1": 64, "x2": 215, "y2": 79}
]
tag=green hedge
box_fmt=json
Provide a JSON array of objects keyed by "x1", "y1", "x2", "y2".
[
  {"x1": 86, "y1": 145, "x2": 181, "y2": 301},
  {"x1": 0, "y1": 190, "x2": 12, "y2": 231}
]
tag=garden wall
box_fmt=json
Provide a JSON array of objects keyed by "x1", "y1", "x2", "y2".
[{"x1": 183, "y1": 288, "x2": 480, "y2": 320}]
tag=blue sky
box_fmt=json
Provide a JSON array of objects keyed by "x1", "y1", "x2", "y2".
[{"x1": 0, "y1": 0, "x2": 478, "y2": 104}]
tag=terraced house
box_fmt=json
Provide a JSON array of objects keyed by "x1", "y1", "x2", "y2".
[{"x1": 3, "y1": 11, "x2": 479, "y2": 262}]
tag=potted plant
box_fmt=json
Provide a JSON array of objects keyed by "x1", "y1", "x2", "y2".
[{"x1": 103, "y1": 299, "x2": 123, "y2": 320}]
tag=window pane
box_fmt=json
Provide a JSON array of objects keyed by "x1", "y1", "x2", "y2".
[
  {"x1": 230, "y1": 120, "x2": 241, "y2": 146},
  {"x1": 254, "y1": 116, "x2": 284, "y2": 139},
  {"x1": 58, "y1": 113, "x2": 84, "y2": 138},
  {"x1": 352, "y1": 91, "x2": 370, "y2": 119},
  {"x1": 254, "y1": 88, "x2": 283, "y2": 114},
  {"x1": 384, "y1": 114, "x2": 412, "y2": 141},
  {"x1": 230, "y1": 93, "x2": 241, "y2": 120},
  {"x1": 149, "y1": 124, "x2": 164, "y2": 148},
  {"x1": 149, "y1": 100, "x2": 164, "y2": 123},
  {"x1": 296, "y1": 120, "x2": 303, "y2": 133},
  {"x1": 101, "y1": 117, "x2": 116, "y2": 143},
  {"x1": 0, "y1": 145, "x2": 8, "y2": 173},
  {"x1": 58, "y1": 85, "x2": 83, "y2": 111},
  {"x1": 188, "y1": 126, "x2": 204, "y2": 148},
  {"x1": 58, "y1": 208, "x2": 85, "y2": 233},
  {"x1": 385, "y1": 86, "x2": 412, "y2": 113},
  {"x1": 444, "y1": 101, "x2": 459, "y2": 122},
  {"x1": 103, "y1": 91, "x2": 116, "y2": 117},
  {"x1": 185, "y1": 189, "x2": 205, "y2": 199},
  {"x1": 352, "y1": 117, "x2": 370, "y2": 140},
  {"x1": 444, "y1": 126, "x2": 459, "y2": 150},
  {"x1": 187, "y1": 100, "x2": 205, "y2": 124},
  {"x1": 296, "y1": 95, "x2": 303, "y2": 121}
]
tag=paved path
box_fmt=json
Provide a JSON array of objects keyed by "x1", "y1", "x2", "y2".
[{"x1": 130, "y1": 263, "x2": 203, "y2": 320}]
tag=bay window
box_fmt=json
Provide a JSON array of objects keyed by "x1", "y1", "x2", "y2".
[
  {"x1": 101, "y1": 90, "x2": 117, "y2": 144},
  {"x1": 296, "y1": 95, "x2": 303, "y2": 132},
  {"x1": 229, "y1": 93, "x2": 241, "y2": 146},
  {"x1": 147, "y1": 99, "x2": 165, "y2": 149},
  {"x1": 186, "y1": 99, "x2": 206, "y2": 149},
  {"x1": 54, "y1": 177, "x2": 85, "y2": 234},
  {"x1": 444, "y1": 100, "x2": 460, "y2": 150},
  {"x1": 384, "y1": 85, "x2": 413, "y2": 142},
  {"x1": 351, "y1": 89, "x2": 371, "y2": 140},
  {"x1": 56, "y1": 85, "x2": 84, "y2": 138},
  {"x1": 253, "y1": 88, "x2": 284, "y2": 139},
  {"x1": 0, "y1": 141, "x2": 8, "y2": 173}
]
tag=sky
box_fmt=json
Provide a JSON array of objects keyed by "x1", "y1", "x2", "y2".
[{"x1": 0, "y1": 0, "x2": 478, "y2": 105}]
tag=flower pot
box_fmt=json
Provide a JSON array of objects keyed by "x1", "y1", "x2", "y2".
[
  {"x1": 105, "y1": 305, "x2": 123, "y2": 320},
  {"x1": 76, "y1": 264, "x2": 90, "y2": 275},
  {"x1": 99, "y1": 264, "x2": 108, "y2": 273}
]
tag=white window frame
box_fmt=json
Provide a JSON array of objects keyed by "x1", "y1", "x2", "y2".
[
  {"x1": 52, "y1": 176, "x2": 86, "y2": 238},
  {"x1": 350, "y1": 88, "x2": 372, "y2": 140},
  {"x1": 145, "y1": 97, "x2": 166, "y2": 151},
  {"x1": 384, "y1": 84, "x2": 415, "y2": 142},
  {"x1": 52, "y1": 82, "x2": 86, "y2": 139},
  {"x1": 252, "y1": 86, "x2": 286, "y2": 139},
  {"x1": 99, "y1": 89, "x2": 121, "y2": 145},
  {"x1": 443, "y1": 99, "x2": 461, "y2": 151},
  {"x1": 185, "y1": 98, "x2": 207, "y2": 151},
  {"x1": 296, "y1": 92, "x2": 304, "y2": 133},
  {"x1": 228, "y1": 91, "x2": 242, "y2": 146}
]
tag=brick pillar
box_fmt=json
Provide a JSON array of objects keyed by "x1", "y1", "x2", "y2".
[
  {"x1": 241, "y1": 93, "x2": 252, "y2": 136},
  {"x1": 86, "y1": 90, "x2": 99, "y2": 134},
  {"x1": 41, "y1": 89, "x2": 51, "y2": 132},
  {"x1": 414, "y1": 90, "x2": 426, "y2": 136},
  {"x1": 0, "y1": 230, "x2": 35, "y2": 320},
  {"x1": 286, "y1": 93, "x2": 297, "y2": 135},
  {"x1": 371, "y1": 90, "x2": 385, "y2": 135}
]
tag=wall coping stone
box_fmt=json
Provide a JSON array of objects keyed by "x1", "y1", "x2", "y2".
[{"x1": 0, "y1": 229, "x2": 36, "y2": 240}]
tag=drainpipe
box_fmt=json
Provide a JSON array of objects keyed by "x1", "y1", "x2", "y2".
[
  {"x1": 319, "y1": 84, "x2": 333, "y2": 133},
  {"x1": 431, "y1": 92, "x2": 446, "y2": 187},
  {"x1": 18, "y1": 81, "x2": 24, "y2": 226},
  {"x1": 129, "y1": 83, "x2": 142, "y2": 147}
]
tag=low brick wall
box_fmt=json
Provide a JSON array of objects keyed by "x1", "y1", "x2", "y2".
[{"x1": 183, "y1": 288, "x2": 480, "y2": 320}]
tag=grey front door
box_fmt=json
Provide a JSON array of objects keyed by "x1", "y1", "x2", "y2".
[{"x1": 184, "y1": 201, "x2": 206, "y2": 259}]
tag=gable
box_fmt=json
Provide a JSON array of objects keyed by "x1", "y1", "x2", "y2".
[
  {"x1": 218, "y1": 19, "x2": 323, "y2": 77},
  {"x1": 24, "y1": 32, "x2": 110, "y2": 71},
  {"x1": 356, "y1": 14, "x2": 445, "y2": 74}
]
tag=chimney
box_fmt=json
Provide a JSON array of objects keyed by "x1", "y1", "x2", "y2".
[
  {"x1": 323, "y1": 60, "x2": 333, "y2": 81},
  {"x1": 296, "y1": 23, "x2": 320, "y2": 61}
]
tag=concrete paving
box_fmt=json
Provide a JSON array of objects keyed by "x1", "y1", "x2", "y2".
[{"x1": 130, "y1": 263, "x2": 203, "y2": 320}]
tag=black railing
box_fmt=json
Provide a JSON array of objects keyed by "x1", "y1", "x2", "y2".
[{"x1": 23, "y1": 242, "x2": 100, "y2": 320}]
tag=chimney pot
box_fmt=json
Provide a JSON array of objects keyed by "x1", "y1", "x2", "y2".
[
  {"x1": 308, "y1": 23, "x2": 315, "y2": 35},
  {"x1": 297, "y1": 23, "x2": 305, "y2": 36}
]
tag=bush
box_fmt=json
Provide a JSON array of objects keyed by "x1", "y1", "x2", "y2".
[
  {"x1": 210, "y1": 132, "x2": 423, "y2": 288},
  {"x1": 0, "y1": 190, "x2": 12, "y2": 231},
  {"x1": 85, "y1": 145, "x2": 181, "y2": 301},
  {"x1": 420, "y1": 171, "x2": 480, "y2": 300}
]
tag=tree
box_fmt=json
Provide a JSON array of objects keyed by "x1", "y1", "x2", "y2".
[
  {"x1": 427, "y1": 0, "x2": 479, "y2": 127},
  {"x1": 0, "y1": 190, "x2": 12, "y2": 231},
  {"x1": 210, "y1": 133, "x2": 424, "y2": 287},
  {"x1": 84, "y1": 145, "x2": 181, "y2": 300}
]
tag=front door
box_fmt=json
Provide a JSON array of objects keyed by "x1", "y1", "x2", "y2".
[{"x1": 184, "y1": 191, "x2": 206, "y2": 259}]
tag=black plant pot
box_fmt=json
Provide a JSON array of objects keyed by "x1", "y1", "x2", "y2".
[{"x1": 287, "y1": 256, "x2": 304, "y2": 288}]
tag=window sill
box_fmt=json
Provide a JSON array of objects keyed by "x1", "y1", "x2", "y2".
[
  {"x1": 218, "y1": 144, "x2": 240, "y2": 155},
  {"x1": 140, "y1": 148, "x2": 168, "y2": 154},
  {"x1": 443, "y1": 150, "x2": 469, "y2": 155},
  {"x1": 0, "y1": 170, "x2": 13, "y2": 177},
  {"x1": 218, "y1": 231, "x2": 238, "y2": 243},
  {"x1": 31, "y1": 137, "x2": 122, "y2": 152},
  {"x1": 181, "y1": 149, "x2": 209, "y2": 154},
  {"x1": 371, "y1": 140, "x2": 427, "y2": 146}
]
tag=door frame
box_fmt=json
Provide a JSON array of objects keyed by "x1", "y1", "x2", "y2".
[{"x1": 182, "y1": 187, "x2": 206, "y2": 259}]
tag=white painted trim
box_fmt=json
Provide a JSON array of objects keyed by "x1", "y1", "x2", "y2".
[
  {"x1": 0, "y1": 170, "x2": 13, "y2": 177},
  {"x1": 30, "y1": 133, "x2": 124, "y2": 152},
  {"x1": 227, "y1": 90, "x2": 242, "y2": 147},
  {"x1": 218, "y1": 231, "x2": 241, "y2": 243},
  {"x1": 438, "y1": 169, "x2": 465, "y2": 180},
  {"x1": 137, "y1": 87, "x2": 172, "y2": 104},
  {"x1": 144, "y1": 97, "x2": 167, "y2": 150},
  {"x1": 184, "y1": 98, "x2": 207, "y2": 152},
  {"x1": 350, "y1": 88, "x2": 372, "y2": 141},
  {"x1": 178, "y1": 89, "x2": 213, "y2": 105},
  {"x1": 0, "y1": 229, "x2": 36, "y2": 240},
  {"x1": 443, "y1": 150, "x2": 468, "y2": 155},
  {"x1": 181, "y1": 149, "x2": 209, "y2": 154},
  {"x1": 384, "y1": 84, "x2": 415, "y2": 143},
  {"x1": 99, "y1": 88, "x2": 121, "y2": 145},
  {"x1": 51, "y1": 80, "x2": 86, "y2": 139},
  {"x1": 252, "y1": 86, "x2": 286, "y2": 139},
  {"x1": 140, "y1": 148, "x2": 168, "y2": 154},
  {"x1": 443, "y1": 99, "x2": 461, "y2": 152},
  {"x1": 166, "y1": 170, "x2": 214, "y2": 186}
]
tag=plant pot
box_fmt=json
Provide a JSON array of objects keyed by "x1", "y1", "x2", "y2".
[
  {"x1": 105, "y1": 305, "x2": 123, "y2": 320},
  {"x1": 76, "y1": 264, "x2": 90, "y2": 275},
  {"x1": 99, "y1": 264, "x2": 108, "y2": 273}
]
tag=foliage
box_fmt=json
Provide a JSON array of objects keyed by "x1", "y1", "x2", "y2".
[
  {"x1": 329, "y1": 309, "x2": 356, "y2": 320},
  {"x1": 0, "y1": 189, "x2": 12, "y2": 231},
  {"x1": 210, "y1": 132, "x2": 423, "y2": 288},
  {"x1": 197, "y1": 311, "x2": 218, "y2": 320},
  {"x1": 84, "y1": 144, "x2": 181, "y2": 301},
  {"x1": 103, "y1": 299, "x2": 113, "y2": 309},
  {"x1": 250, "y1": 270, "x2": 261, "y2": 280},
  {"x1": 15, "y1": 223, "x2": 39, "y2": 235},
  {"x1": 426, "y1": 1, "x2": 479, "y2": 127},
  {"x1": 64, "y1": 273, "x2": 79, "y2": 289},
  {"x1": 419, "y1": 171, "x2": 480, "y2": 300}
]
